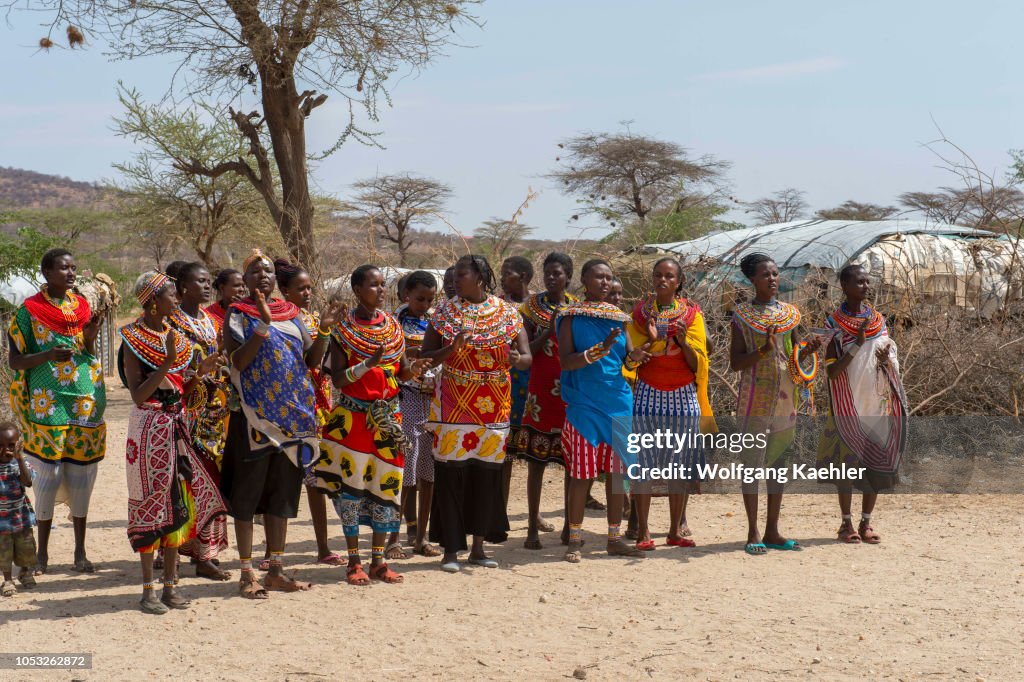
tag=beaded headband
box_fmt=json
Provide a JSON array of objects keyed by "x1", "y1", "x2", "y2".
[
  {"x1": 136, "y1": 272, "x2": 174, "y2": 306},
  {"x1": 243, "y1": 248, "x2": 273, "y2": 273}
]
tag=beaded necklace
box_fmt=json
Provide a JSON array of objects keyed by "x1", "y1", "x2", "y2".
[
  {"x1": 555, "y1": 300, "x2": 629, "y2": 324},
  {"x1": 522, "y1": 292, "x2": 578, "y2": 329},
  {"x1": 831, "y1": 302, "x2": 884, "y2": 339},
  {"x1": 431, "y1": 295, "x2": 521, "y2": 349},
  {"x1": 632, "y1": 295, "x2": 697, "y2": 339},
  {"x1": 25, "y1": 289, "x2": 90, "y2": 341},
  {"x1": 333, "y1": 309, "x2": 405, "y2": 363},
  {"x1": 120, "y1": 319, "x2": 193, "y2": 373},
  {"x1": 732, "y1": 299, "x2": 800, "y2": 335},
  {"x1": 298, "y1": 308, "x2": 320, "y2": 339},
  {"x1": 168, "y1": 307, "x2": 217, "y2": 350}
]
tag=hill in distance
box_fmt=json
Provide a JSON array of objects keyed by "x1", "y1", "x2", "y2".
[{"x1": 0, "y1": 166, "x2": 110, "y2": 209}]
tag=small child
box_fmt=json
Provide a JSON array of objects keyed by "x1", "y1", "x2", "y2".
[{"x1": 0, "y1": 421, "x2": 37, "y2": 596}]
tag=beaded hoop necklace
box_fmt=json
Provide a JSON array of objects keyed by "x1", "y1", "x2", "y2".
[
  {"x1": 333, "y1": 309, "x2": 405, "y2": 364},
  {"x1": 732, "y1": 299, "x2": 800, "y2": 335},
  {"x1": 555, "y1": 300, "x2": 629, "y2": 324},
  {"x1": 120, "y1": 319, "x2": 193, "y2": 373},
  {"x1": 431, "y1": 295, "x2": 520, "y2": 349},
  {"x1": 788, "y1": 340, "x2": 818, "y2": 384},
  {"x1": 169, "y1": 307, "x2": 218, "y2": 349},
  {"x1": 522, "y1": 292, "x2": 578, "y2": 329},
  {"x1": 230, "y1": 296, "x2": 299, "y2": 322},
  {"x1": 831, "y1": 302, "x2": 884, "y2": 339}
]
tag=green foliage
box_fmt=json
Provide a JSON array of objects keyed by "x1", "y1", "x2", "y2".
[
  {"x1": 0, "y1": 207, "x2": 119, "y2": 254},
  {"x1": 604, "y1": 201, "x2": 742, "y2": 247},
  {"x1": 0, "y1": 226, "x2": 60, "y2": 283},
  {"x1": 112, "y1": 84, "x2": 280, "y2": 268}
]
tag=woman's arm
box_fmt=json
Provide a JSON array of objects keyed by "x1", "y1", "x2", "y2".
[
  {"x1": 7, "y1": 334, "x2": 71, "y2": 371},
  {"x1": 123, "y1": 344, "x2": 174, "y2": 407},
  {"x1": 730, "y1": 321, "x2": 771, "y2": 372},
  {"x1": 417, "y1": 325, "x2": 467, "y2": 365},
  {"x1": 510, "y1": 329, "x2": 532, "y2": 371},
  {"x1": 82, "y1": 315, "x2": 103, "y2": 356},
  {"x1": 305, "y1": 302, "x2": 344, "y2": 371},
  {"x1": 557, "y1": 316, "x2": 597, "y2": 371},
  {"x1": 525, "y1": 319, "x2": 551, "y2": 356},
  {"x1": 224, "y1": 316, "x2": 266, "y2": 372}
]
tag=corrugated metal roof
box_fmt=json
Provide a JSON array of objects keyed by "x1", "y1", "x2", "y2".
[{"x1": 647, "y1": 219, "x2": 994, "y2": 271}]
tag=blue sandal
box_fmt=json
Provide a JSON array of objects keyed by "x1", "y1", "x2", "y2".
[
  {"x1": 764, "y1": 539, "x2": 802, "y2": 551},
  {"x1": 744, "y1": 542, "x2": 767, "y2": 556}
]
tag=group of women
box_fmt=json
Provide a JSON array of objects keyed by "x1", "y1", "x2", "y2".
[{"x1": 5, "y1": 246, "x2": 907, "y2": 613}]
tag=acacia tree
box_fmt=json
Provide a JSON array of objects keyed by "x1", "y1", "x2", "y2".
[
  {"x1": 473, "y1": 219, "x2": 534, "y2": 264},
  {"x1": 345, "y1": 174, "x2": 452, "y2": 266},
  {"x1": 815, "y1": 200, "x2": 898, "y2": 221},
  {"x1": 12, "y1": 0, "x2": 478, "y2": 277},
  {"x1": 899, "y1": 186, "x2": 1024, "y2": 230},
  {"x1": 746, "y1": 188, "x2": 807, "y2": 225},
  {"x1": 548, "y1": 129, "x2": 729, "y2": 235},
  {"x1": 112, "y1": 87, "x2": 277, "y2": 268}
]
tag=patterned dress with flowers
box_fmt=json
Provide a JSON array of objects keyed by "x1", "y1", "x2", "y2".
[
  {"x1": 427, "y1": 295, "x2": 523, "y2": 468},
  {"x1": 511, "y1": 292, "x2": 578, "y2": 465},
  {"x1": 7, "y1": 292, "x2": 106, "y2": 465}
]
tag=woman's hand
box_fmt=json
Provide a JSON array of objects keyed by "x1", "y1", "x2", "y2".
[
  {"x1": 365, "y1": 344, "x2": 385, "y2": 369},
  {"x1": 602, "y1": 327, "x2": 622, "y2": 350},
  {"x1": 47, "y1": 345, "x2": 75, "y2": 363},
  {"x1": 83, "y1": 315, "x2": 103, "y2": 345},
  {"x1": 163, "y1": 330, "x2": 179, "y2": 368},
  {"x1": 674, "y1": 325, "x2": 690, "y2": 349},
  {"x1": 856, "y1": 317, "x2": 868, "y2": 346},
  {"x1": 409, "y1": 357, "x2": 432, "y2": 378},
  {"x1": 255, "y1": 291, "x2": 272, "y2": 324},
  {"x1": 320, "y1": 301, "x2": 347, "y2": 330},
  {"x1": 452, "y1": 331, "x2": 471, "y2": 354},
  {"x1": 628, "y1": 340, "x2": 653, "y2": 365},
  {"x1": 759, "y1": 325, "x2": 777, "y2": 356},
  {"x1": 645, "y1": 317, "x2": 659, "y2": 340},
  {"x1": 198, "y1": 351, "x2": 226, "y2": 377}
]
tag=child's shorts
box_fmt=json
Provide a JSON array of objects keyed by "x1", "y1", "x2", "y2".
[{"x1": 0, "y1": 528, "x2": 38, "y2": 570}]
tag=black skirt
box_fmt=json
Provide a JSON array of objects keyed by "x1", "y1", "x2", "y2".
[{"x1": 429, "y1": 460, "x2": 509, "y2": 552}]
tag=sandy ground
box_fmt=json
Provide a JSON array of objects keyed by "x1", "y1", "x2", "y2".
[{"x1": 2, "y1": 383, "x2": 1023, "y2": 681}]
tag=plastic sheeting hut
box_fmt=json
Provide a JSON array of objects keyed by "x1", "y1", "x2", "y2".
[{"x1": 611, "y1": 220, "x2": 1024, "y2": 318}]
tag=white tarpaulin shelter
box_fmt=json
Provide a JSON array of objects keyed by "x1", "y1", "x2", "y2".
[
  {"x1": 621, "y1": 220, "x2": 1024, "y2": 316},
  {"x1": 322, "y1": 266, "x2": 446, "y2": 300},
  {"x1": 0, "y1": 274, "x2": 41, "y2": 308}
]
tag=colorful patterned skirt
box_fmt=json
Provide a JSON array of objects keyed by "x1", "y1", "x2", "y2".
[
  {"x1": 561, "y1": 419, "x2": 626, "y2": 480},
  {"x1": 512, "y1": 336, "x2": 566, "y2": 466},
  {"x1": 125, "y1": 403, "x2": 226, "y2": 553},
  {"x1": 632, "y1": 380, "x2": 704, "y2": 492}
]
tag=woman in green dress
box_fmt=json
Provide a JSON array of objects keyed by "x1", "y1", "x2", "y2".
[{"x1": 7, "y1": 248, "x2": 106, "y2": 574}]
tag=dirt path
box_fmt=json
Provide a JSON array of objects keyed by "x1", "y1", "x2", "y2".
[{"x1": 3, "y1": 384, "x2": 1022, "y2": 681}]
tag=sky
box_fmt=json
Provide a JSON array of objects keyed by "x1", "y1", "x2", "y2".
[{"x1": 2, "y1": 0, "x2": 1023, "y2": 240}]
